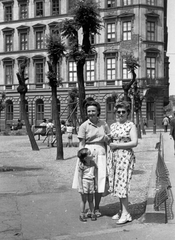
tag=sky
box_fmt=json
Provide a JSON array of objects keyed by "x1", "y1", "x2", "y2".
[{"x1": 167, "y1": 0, "x2": 175, "y2": 95}]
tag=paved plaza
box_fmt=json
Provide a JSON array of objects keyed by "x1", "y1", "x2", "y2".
[{"x1": 0, "y1": 131, "x2": 175, "y2": 240}]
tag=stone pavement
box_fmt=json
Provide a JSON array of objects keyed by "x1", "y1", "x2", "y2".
[{"x1": 0, "y1": 131, "x2": 175, "y2": 240}]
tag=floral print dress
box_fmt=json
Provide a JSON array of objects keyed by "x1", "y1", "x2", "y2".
[{"x1": 107, "y1": 121, "x2": 136, "y2": 198}]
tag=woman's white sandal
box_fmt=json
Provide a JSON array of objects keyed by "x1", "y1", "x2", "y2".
[
  {"x1": 112, "y1": 210, "x2": 121, "y2": 220},
  {"x1": 116, "y1": 214, "x2": 132, "y2": 225}
]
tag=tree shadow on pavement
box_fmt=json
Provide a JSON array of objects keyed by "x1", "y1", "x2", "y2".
[
  {"x1": 133, "y1": 169, "x2": 145, "y2": 175},
  {"x1": 100, "y1": 201, "x2": 147, "y2": 220},
  {"x1": 64, "y1": 156, "x2": 77, "y2": 160}
]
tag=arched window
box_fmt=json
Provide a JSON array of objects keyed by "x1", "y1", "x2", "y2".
[
  {"x1": 36, "y1": 99, "x2": 44, "y2": 121},
  {"x1": 6, "y1": 100, "x2": 13, "y2": 120}
]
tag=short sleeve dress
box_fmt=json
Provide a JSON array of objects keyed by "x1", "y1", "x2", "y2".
[{"x1": 107, "y1": 121, "x2": 136, "y2": 198}]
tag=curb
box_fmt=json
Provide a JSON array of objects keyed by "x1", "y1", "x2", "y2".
[{"x1": 140, "y1": 160, "x2": 166, "y2": 224}]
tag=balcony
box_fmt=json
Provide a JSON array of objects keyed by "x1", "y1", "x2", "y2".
[
  {"x1": 138, "y1": 78, "x2": 165, "y2": 88},
  {"x1": 0, "y1": 79, "x2": 124, "y2": 92}
]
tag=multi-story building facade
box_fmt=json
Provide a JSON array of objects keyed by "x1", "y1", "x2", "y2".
[{"x1": 0, "y1": 0, "x2": 169, "y2": 129}]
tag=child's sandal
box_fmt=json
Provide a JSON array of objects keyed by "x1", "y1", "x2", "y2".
[
  {"x1": 79, "y1": 214, "x2": 87, "y2": 222},
  {"x1": 91, "y1": 214, "x2": 97, "y2": 221}
]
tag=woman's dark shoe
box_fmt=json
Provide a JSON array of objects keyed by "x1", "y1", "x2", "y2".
[
  {"x1": 91, "y1": 214, "x2": 97, "y2": 221},
  {"x1": 79, "y1": 214, "x2": 87, "y2": 222}
]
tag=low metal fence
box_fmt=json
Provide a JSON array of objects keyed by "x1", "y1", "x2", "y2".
[{"x1": 154, "y1": 133, "x2": 172, "y2": 223}]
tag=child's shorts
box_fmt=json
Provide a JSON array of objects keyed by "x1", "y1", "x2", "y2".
[
  {"x1": 67, "y1": 133, "x2": 72, "y2": 139},
  {"x1": 82, "y1": 178, "x2": 94, "y2": 194}
]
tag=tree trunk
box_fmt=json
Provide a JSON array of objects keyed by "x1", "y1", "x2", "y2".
[
  {"x1": 20, "y1": 94, "x2": 39, "y2": 150},
  {"x1": 122, "y1": 70, "x2": 136, "y2": 101},
  {"x1": 136, "y1": 110, "x2": 141, "y2": 139},
  {"x1": 139, "y1": 107, "x2": 146, "y2": 135},
  {"x1": 52, "y1": 86, "x2": 64, "y2": 160},
  {"x1": 77, "y1": 60, "x2": 86, "y2": 123}
]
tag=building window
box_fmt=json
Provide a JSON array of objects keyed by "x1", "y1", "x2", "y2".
[
  {"x1": 4, "y1": 4, "x2": 13, "y2": 21},
  {"x1": 68, "y1": 0, "x2": 74, "y2": 10},
  {"x1": 146, "y1": 57, "x2": 156, "y2": 79},
  {"x1": 147, "y1": 21, "x2": 155, "y2": 41},
  {"x1": 107, "y1": 0, "x2": 115, "y2": 8},
  {"x1": 20, "y1": 32, "x2": 28, "y2": 50},
  {"x1": 123, "y1": 0, "x2": 132, "y2": 5},
  {"x1": 36, "y1": 99, "x2": 44, "y2": 121},
  {"x1": 107, "y1": 58, "x2": 115, "y2": 80},
  {"x1": 86, "y1": 60, "x2": 94, "y2": 81},
  {"x1": 107, "y1": 23, "x2": 115, "y2": 42},
  {"x1": 35, "y1": 1, "x2": 43, "y2": 17},
  {"x1": 52, "y1": 0, "x2": 59, "y2": 15},
  {"x1": 35, "y1": 62, "x2": 44, "y2": 84},
  {"x1": 147, "y1": 0, "x2": 155, "y2": 5},
  {"x1": 36, "y1": 31, "x2": 44, "y2": 49},
  {"x1": 122, "y1": 21, "x2": 131, "y2": 40},
  {"x1": 6, "y1": 100, "x2": 13, "y2": 120},
  {"x1": 5, "y1": 34, "x2": 13, "y2": 52},
  {"x1": 19, "y1": 3, "x2": 28, "y2": 19},
  {"x1": 5, "y1": 63, "x2": 13, "y2": 85},
  {"x1": 106, "y1": 97, "x2": 115, "y2": 125},
  {"x1": 69, "y1": 61, "x2": 77, "y2": 82},
  {"x1": 122, "y1": 59, "x2": 132, "y2": 79}
]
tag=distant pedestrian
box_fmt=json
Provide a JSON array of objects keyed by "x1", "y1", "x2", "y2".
[
  {"x1": 46, "y1": 119, "x2": 54, "y2": 147},
  {"x1": 77, "y1": 148, "x2": 98, "y2": 222},
  {"x1": 162, "y1": 115, "x2": 169, "y2": 132},
  {"x1": 170, "y1": 112, "x2": 175, "y2": 155},
  {"x1": 66, "y1": 122, "x2": 74, "y2": 147},
  {"x1": 61, "y1": 120, "x2": 66, "y2": 135},
  {"x1": 51, "y1": 120, "x2": 66, "y2": 147}
]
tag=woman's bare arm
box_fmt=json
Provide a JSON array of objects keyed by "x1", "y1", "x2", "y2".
[{"x1": 109, "y1": 124, "x2": 138, "y2": 150}]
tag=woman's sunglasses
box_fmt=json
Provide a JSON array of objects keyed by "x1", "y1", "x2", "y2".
[{"x1": 117, "y1": 110, "x2": 126, "y2": 114}]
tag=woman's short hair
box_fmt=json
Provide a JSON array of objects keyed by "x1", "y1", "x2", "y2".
[
  {"x1": 77, "y1": 148, "x2": 89, "y2": 164},
  {"x1": 114, "y1": 101, "x2": 131, "y2": 115},
  {"x1": 85, "y1": 100, "x2": 101, "y2": 117}
]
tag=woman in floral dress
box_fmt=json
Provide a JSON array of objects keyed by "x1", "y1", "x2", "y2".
[{"x1": 107, "y1": 101, "x2": 138, "y2": 225}]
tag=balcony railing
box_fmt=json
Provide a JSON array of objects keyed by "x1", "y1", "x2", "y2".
[
  {"x1": 0, "y1": 79, "x2": 124, "y2": 92},
  {"x1": 0, "y1": 78, "x2": 166, "y2": 92},
  {"x1": 138, "y1": 78, "x2": 165, "y2": 88}
]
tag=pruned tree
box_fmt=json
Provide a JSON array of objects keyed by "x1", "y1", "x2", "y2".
[
  {"x1": 46, "y1": 32, "x2": 66, "y2": 160},
  {"x1": 61, "y1": 0, "x2": 102, "y2": 122},
  {"x1": 0, "y1": 92, "x2": 6, "y2": 112},
  {"x1": 68, "y1": 88, "x2": 78, "y2": 132},
  {"x1": 16, "y1": 59, "x2": 39, "y2": 150},
  {"x1": 123, "y1": 54, "x2": 141, "y2": 138},
  {"x1": 123, "y1": 54, "x2": 140, "y2": 101},
  {"x1": 0, "y1": 92, "x2": 6, "y2": 131}
]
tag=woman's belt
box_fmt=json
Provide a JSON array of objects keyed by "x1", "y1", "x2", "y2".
[{"x1": 85, "y1": 142, "x2": 105, "y2": 145}]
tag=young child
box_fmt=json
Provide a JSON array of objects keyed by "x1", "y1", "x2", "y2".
[
  {"x1": 66, "y1": 122, "x2": 74, "y2": 147},
  {"x1": 77, "y1": 148, "x2": 98, "y2": 222}
]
